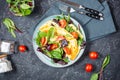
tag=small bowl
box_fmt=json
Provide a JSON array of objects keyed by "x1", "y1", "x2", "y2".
[{"x1": 8, "y1": 0, "x2": 35, "y2": 16}]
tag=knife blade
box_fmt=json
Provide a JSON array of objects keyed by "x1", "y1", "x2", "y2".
[{"x1": 60, "y1": 0, "x2": 103, "y2": 16}]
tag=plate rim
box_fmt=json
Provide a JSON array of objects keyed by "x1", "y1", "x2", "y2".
[{"x1": 32, "y1": 15, "x2": 86, "y2": 68}]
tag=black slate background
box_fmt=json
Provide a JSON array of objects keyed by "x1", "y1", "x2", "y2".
[{"x1": 0, "y1": 0, "x2": 120, "y2": 80}]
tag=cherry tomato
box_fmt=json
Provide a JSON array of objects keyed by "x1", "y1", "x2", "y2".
[
  {"x1": 71, "y1": 32, "x2": 79, "y2": 39},
  {"x1": 56, "y1": 36, "x2": 65, "y2": 41},
  {"x1": 19, "y1": 45, "x2": 27, "y2": 52},
  {"x1": 59, "y1": 19, "x2": 67, "y2": 28},
  {"x1": 89, "y1": 52, "x2": 98, "y2": 59},
  {"x1": 63, "y1": 47, "x2": 71, "y2": 55},
  {"x1": 50, "y1": 44, "x2": 58, "y2": 50},
  {"x1": 40, "y1": 37, "x2": 47, "y2": 46},
  {"x1": 85, "y1": 64, "x2": 93, "y2": 72}
]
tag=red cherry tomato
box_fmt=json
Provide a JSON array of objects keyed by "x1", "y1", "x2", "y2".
[
  {"x1": 85, "y1": 64, "x2": 93, "y2": 72},
  {"x1": 19, "y1": 45, "x2": 27, "y2": 52},
  {"x1": 89, "y1": 52, "x2": 98, "y2": 59}
]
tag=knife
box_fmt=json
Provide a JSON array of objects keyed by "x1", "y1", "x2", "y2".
[{"x1": 60, "y1": 0, "x2": 103, "y2": 17}]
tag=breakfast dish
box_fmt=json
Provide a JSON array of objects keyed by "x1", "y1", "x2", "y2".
[{"x1": 33, "y1": 14, "x2": 86, "y2": 67}]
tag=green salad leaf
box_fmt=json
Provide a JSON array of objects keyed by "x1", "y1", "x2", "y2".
[
  {"x1": 50, "y1": 48, "x2": 63, "y2": 59},
  {"x1": 63, "y1": 57, "x2": 69, "y2": 63},
  {"x1": 90, "y1": 73, "x2": 98, "y2": 80},
  {"x1": 3, "y1": 18, "x2": 16, "y2": 38},
  {"x1": 77, "y1": 38, "x2": 83, "y2": 46},
  {"x1": 47, "y1": 27, "x2": 55, "y2": 41},
  {"x1": 20, "y1": 4, "x2": 30, "y2": 9},
  {"x1": 6, "y1": 0, "x2": 33, "y2": 16},
  {"x1": 6, "y1": 0, "x2": 11, "y2": 3},
  {"x1": 102, "y1": 54, "x2": 110, "y2": 69}
]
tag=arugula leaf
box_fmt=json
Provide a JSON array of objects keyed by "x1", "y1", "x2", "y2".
[
  {"x1": 90, "y1": 73, "x2": 98, "y2": 80},
  {"x1": 102, "y1": 55, "x2": 110, "y2": 69}
]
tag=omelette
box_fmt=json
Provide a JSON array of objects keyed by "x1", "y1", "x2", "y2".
[{"x1": 35, "y1": 15, "x2": 84, "y2": 64}]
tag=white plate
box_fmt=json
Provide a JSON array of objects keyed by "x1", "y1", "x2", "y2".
[{"x1": 32, "y1": 15, "x2": 86, "y2": 68}]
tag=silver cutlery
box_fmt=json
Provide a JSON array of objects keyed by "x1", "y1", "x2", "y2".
[
  {"x1": 59, "y1": 4, "x2": 104, "y2": 20},
  {"x1": 60, "y1": 0, "x2": 103, "y2": 17}
]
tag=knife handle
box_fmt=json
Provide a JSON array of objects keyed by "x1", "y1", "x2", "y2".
[
  {"x1": 86, "y1": 13, "x2": 104, "y2": 20},
  {"x1": 85, "y1": 7, "x2": 103, "y2": 16}
]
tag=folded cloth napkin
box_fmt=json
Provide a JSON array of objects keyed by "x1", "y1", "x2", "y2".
[{"x1": 29, "y1": 0, "x2": 116, "y2": 41}]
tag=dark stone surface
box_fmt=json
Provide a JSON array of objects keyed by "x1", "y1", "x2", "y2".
[{"x1": 0, "y1": 0, "x2": 120, "y2": 80}]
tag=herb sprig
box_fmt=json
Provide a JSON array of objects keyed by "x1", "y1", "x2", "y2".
[
  {"x1": 90, "y1": 55, "x2": 111, "y2": 80},
  {"x1": 3, "y1": 18, "x2": 22, "y2": 38}
]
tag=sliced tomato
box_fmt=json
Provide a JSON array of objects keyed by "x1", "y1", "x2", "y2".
[
  {"x1": 59, "y1": 19, "x2": 67, "y2": 28},
  {"x1": 40, "y1": 37, "x2": 47, "y2": 46},
  {"x1": 71, "y1": 32, "x2": 79, "y2": 39},
  {"x1": 56, "y1": 36, "x2": 65, "y2": 41},
  {"x1": 50, "y1": 44, "x2": 58, "y2": 50},
  {"x1": 63, "y1": 47, "x2": 71, "y2": 55}
]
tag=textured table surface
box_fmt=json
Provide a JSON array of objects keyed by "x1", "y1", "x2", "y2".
[{"x1": 0, "y1": 0, "x2": 120, "y2": 80}]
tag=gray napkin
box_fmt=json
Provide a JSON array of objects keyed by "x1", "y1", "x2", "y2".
[{"x1": 29, "y1": 0, "x2": 116, "y2": 41}]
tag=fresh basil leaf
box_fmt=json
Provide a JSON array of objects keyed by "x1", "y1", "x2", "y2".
[
  {"x1": 20, "y1": 4, "x2": 30, "y2": 9},
  {"x1": 6, "y1": 0, "x2": 11, "y2": 3},
  {"x1": 102, "y1": 55, "x2": 110, "y2": 69},
  {"x1": 90, "y1": 73, "x2": 98, "y2": 80}
]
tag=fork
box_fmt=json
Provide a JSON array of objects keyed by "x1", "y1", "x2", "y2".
[{"x1": 59, "y1": 4, "x2": 104, "y2": 21}]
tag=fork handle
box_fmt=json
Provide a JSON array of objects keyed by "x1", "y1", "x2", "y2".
[
  {"x1": 85, "y1": 7, "x2": 103, "y2": 16},
  {"x1": 86, "y1": 13, "x2": 104, "y2": 21}
]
